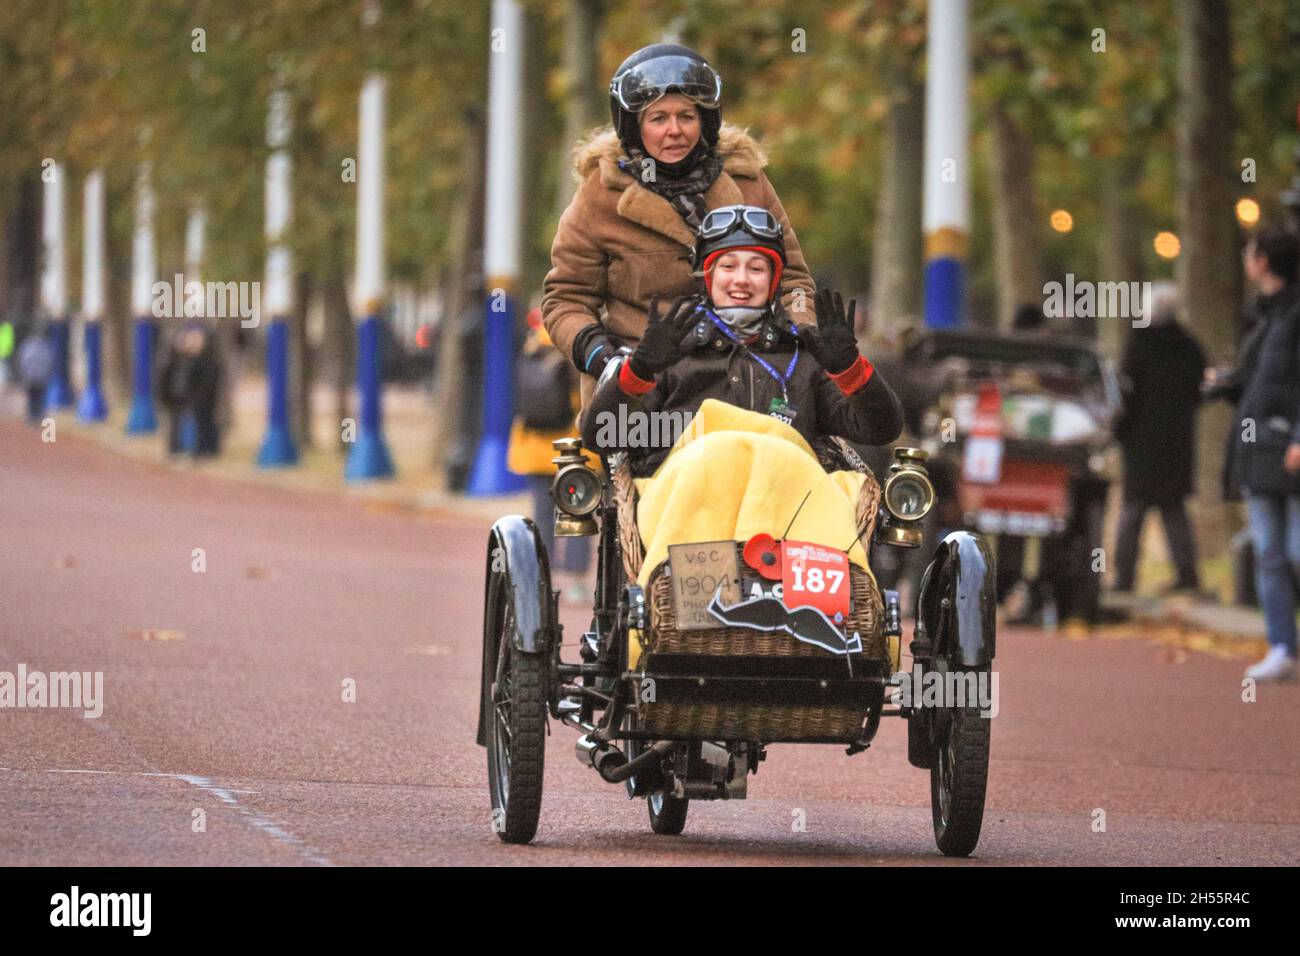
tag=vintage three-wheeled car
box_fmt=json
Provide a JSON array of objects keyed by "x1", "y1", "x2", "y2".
[
  {"x1": 898, "y1": 328, "x2": 1121, "y2": 622},
  {"x1": 477, "y1": 428, "x2": 997, "y2": 856}
]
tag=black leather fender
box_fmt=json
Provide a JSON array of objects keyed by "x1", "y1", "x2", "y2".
[
  {"x1": 915, "y1": 531, "x2": 997, "y2": 668},
  {"x1": 476, "y1": 515, "x2": 555, "y2": 747}
]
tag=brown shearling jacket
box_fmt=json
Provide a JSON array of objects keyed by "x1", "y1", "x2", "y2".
[{"x1": 542, "y1": 124, "x2": 816, "y2": 413}]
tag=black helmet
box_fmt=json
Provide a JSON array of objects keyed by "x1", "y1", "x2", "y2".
[
  {"x1": 609, "y1": 44, "x2": 722, "y2": 152},
  {"x1": 692, "y1": 205, "x2": 786, "y2": 304}
]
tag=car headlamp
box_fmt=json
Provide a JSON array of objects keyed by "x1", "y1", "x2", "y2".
[
  {"x1": 884, "y1": 471, "x2": 935, "y2": 521},
  {"x1": 879, "y1": 447, "x2": 935, "y2": 548},
  {"x1": 553, "y1": 465, "x2": 601, "y2": 517},
  {"x1": 551, "y1": 438, "x2": 600, "y2": 536}
]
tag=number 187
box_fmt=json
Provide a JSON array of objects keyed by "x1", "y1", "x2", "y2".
[{"x1": 790, "y1": 566, "x2": 842, "y2": 594}]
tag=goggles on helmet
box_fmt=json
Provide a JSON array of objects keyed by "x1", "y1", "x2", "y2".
[
  {"x1": 698, "y1": 205, "x2": 783, "y2": 242},
  {"x1": 609, "y1": 55, "x2": 722, "y2": 114}
]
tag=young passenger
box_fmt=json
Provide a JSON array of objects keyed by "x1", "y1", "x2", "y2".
[{"x1": 582, "y1": 204, "x2": 903, "y2": 473}]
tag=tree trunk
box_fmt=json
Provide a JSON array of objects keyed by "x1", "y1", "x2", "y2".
[
  {"x1": 1176, "y1": 0, "x2": 1241, "y2": 546},
  {"x1": 3, "y1": 176, "x2": 40, "y2": 331},
  {"x1": 428, "y1": 106, "x2": 487, "y2": 477},
  {"x1": 322, "y1": 258, "x2": 353, "y2": 454},
  {"x1": 987, "y1": 105, "x2": 1045, "y2": 331},
  {"x1": 869, "y1": 58, "x2": 924, "y2": 337},
  {"x1": 106, "y1": 176, "x2": 132, "y2": 399},
  {"x1": 291, "y1": 270, "x2": 313, "y2": 449},
  {"x1": 519, "y1": 3, "x2": 551, "y2": 301},
  {"x1": 552, "y1": 0, "x2": 605, "y2": 222},
  {"x1": 1097, "y1": 152, "x2": 1147, "y2": 363}
]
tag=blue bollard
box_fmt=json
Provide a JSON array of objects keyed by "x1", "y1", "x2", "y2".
[
  {"x1": 125, "y1": 318, "x2": 157, "y2": 434},
  {"x1": 466, "y1": 290, "x2": 526, "y2": 496},
  {"x1": 257, "y1": 318, "x2": 299, "y2": 468},
  {"x1": 77, "y1": 322, "x2": 109, "y2": 422},
  {"x1": 923, "y1": 257, "x2": 964, "y2": 329},
  {"x1": 345, "y1": 315, "x2": 396, "y2": 481},
  {"x1": 44, "y1": 318, "x2": 75, "y2": 409}
]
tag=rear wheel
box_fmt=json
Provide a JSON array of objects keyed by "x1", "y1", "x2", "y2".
[
  {"x1": 485, "y1": 585, "x2": 548, "y2": 844},
  {"x1": 930, "y1": 677, "x2": 991, "y2": 857}
]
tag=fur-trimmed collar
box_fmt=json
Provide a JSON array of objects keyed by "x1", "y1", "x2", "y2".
[
  {"x1": 573, "y1": 122, "x2": 768, "y2": 186},
  {"x1": 571, "y1": 123, "x2": 768, "y2": 248}
]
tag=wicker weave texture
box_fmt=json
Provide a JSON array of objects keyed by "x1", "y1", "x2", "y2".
[{"x1": 637, "y1": 543, "x2": 887, "y2": 742}]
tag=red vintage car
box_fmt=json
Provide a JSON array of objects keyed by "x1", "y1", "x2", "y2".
[{"x1": 898, "y1": 328, "x2": 1122, "y2": 623}]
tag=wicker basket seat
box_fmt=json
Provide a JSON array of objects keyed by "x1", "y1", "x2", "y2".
[{"x1": 611, "y1": 436, "x2": 888, "y2": 743}]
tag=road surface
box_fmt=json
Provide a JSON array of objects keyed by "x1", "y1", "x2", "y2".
[{"x1": 2, "y1": 418, "x2": 1297, "y2": 865}]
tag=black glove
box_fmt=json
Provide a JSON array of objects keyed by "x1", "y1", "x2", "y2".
[
  {"x1": 803, "y1": 288, "x2": 861, "y2": 375},
  {"x1": 628, "y1": 295, "x2": 703, "y2": 380},
  {"x1": 572, "y1": 324, "x2": 618, "y2": 376}
]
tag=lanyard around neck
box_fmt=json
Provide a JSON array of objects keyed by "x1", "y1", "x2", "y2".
[{"x1": 703, "y1": 307, "x2": 799, "y2": 400}]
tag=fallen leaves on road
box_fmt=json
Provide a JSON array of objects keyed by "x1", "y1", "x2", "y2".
[
  {"x1": 406, "y1": 645, "x2": 449, "y2": 656},
  {"x1": 126, "y1": 629, "x2": 186, "y2": 641},
  {"x1": 1059, "y1": 619, "x2": 1268, "y2": 662},
  {"x1": 1158, "y1": 646, "x2": 1190, "y2": 665}
]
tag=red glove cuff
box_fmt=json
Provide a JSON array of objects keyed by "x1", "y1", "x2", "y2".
[
  {"x1": 828, "y1": 354, "x2": 874, "y2": 395},
  {"x1": 618, "y1": 359, "x2": 657, "y2": 395}
]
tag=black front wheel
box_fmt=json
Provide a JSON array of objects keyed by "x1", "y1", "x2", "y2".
[
  {"x1": 485, "y1": 587, "x2": 548, "y2": 844},
  {"x1": 647, "y1": 788, "x2": 690, "y2": 835},
  {"x1": 930, "y1": 679, "x2": 991, "y2": 857},
  {"x1": 623, "y1": 710, "x2": 688, "y2": 835}
]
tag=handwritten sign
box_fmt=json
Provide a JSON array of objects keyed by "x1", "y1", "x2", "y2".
[{"x1": 668, "y1": 541, "x2": 741, "y2": 631}]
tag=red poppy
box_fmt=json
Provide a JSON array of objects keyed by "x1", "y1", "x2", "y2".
[{"x1": 742, "y1": 532, "x2": 783, "y2": 580}]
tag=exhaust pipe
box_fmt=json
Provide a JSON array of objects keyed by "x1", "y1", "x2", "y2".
[
  {"x1": 575, "y1": 735, "x2": 628, "y2": 779},
  {"x1": 575, "y1": 735, "x2": 682, "y2": 784}
]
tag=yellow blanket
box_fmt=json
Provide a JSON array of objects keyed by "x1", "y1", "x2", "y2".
[{"x1": 633, "y1": 399, "x2": 870, "y2": 592}]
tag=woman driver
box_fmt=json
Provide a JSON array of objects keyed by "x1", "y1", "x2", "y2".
[{"x1": 543, "y1": 43, "x2": 816, "y2": 422}]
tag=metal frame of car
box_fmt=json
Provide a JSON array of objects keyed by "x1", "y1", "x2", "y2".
[{"x1": 477, "y1": 441, "x2": 998, "y2": 855}]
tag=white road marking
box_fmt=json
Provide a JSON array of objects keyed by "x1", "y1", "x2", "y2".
[
  {"x1": 16, "y1": 767, "x2": 328, "y2": 865},
  {"x1": 175, "y1": 774, "x2": 333, "y2": 866}
]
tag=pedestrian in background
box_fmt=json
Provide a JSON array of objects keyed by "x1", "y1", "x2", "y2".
[
  {"x1": 17, "y1": 323, "x2": 54, "y2": 425},
  {"x1": 189, "y1": 324, "x2": 224, "y2": 457},
  {"x1": 1206, "y1": 229, "x2": 1300, "y2": 681},
  {"x1": 1112, "y1": 283, "x2": 1207, "y2": 596},
  {"x1": 160, "y1": 322, "x2": 223, "y2": 459},
  {"x1": 0, "y1": 318, "x2": 14, "y2": 388},
  {"x1": 507, "y1": 308, "x2": 592, "y2": 604}
]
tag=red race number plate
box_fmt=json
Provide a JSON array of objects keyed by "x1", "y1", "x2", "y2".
[{"x1": 780, "y1": 540, "x2": 850, "y2": 619}]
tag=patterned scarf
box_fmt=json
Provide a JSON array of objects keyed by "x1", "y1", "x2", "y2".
[{"x1": 620, "y1": 142, "x2": 725, "y2": 231}]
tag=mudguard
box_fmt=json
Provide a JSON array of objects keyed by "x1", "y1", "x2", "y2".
[
  {"x1": 915, "y1": 531, "x2": 996, "y2": 668},
  {"x1": 476, "y1": 515, "x2": 555, "y2": 747}
]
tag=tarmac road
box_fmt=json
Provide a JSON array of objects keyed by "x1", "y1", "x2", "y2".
[{"x1": 2, "y1": 418, "x2": 1298, "y2": 866}]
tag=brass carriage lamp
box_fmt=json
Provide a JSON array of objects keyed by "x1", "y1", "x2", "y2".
[
  {"x1": 878, "y1": 446, "x2": 935, "y2": 548},
  {"x1": 551, "y1": 438, "x2": 601, "y2": 537}
]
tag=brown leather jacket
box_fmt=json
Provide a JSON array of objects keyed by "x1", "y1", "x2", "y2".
[{"x1": 580, "y1": 316, "x2": 903, "y2": 477}]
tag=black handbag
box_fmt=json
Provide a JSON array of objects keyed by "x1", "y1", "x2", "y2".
[{"x1": 516, "y1": 348, "x2": 574, "y2": 431}]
